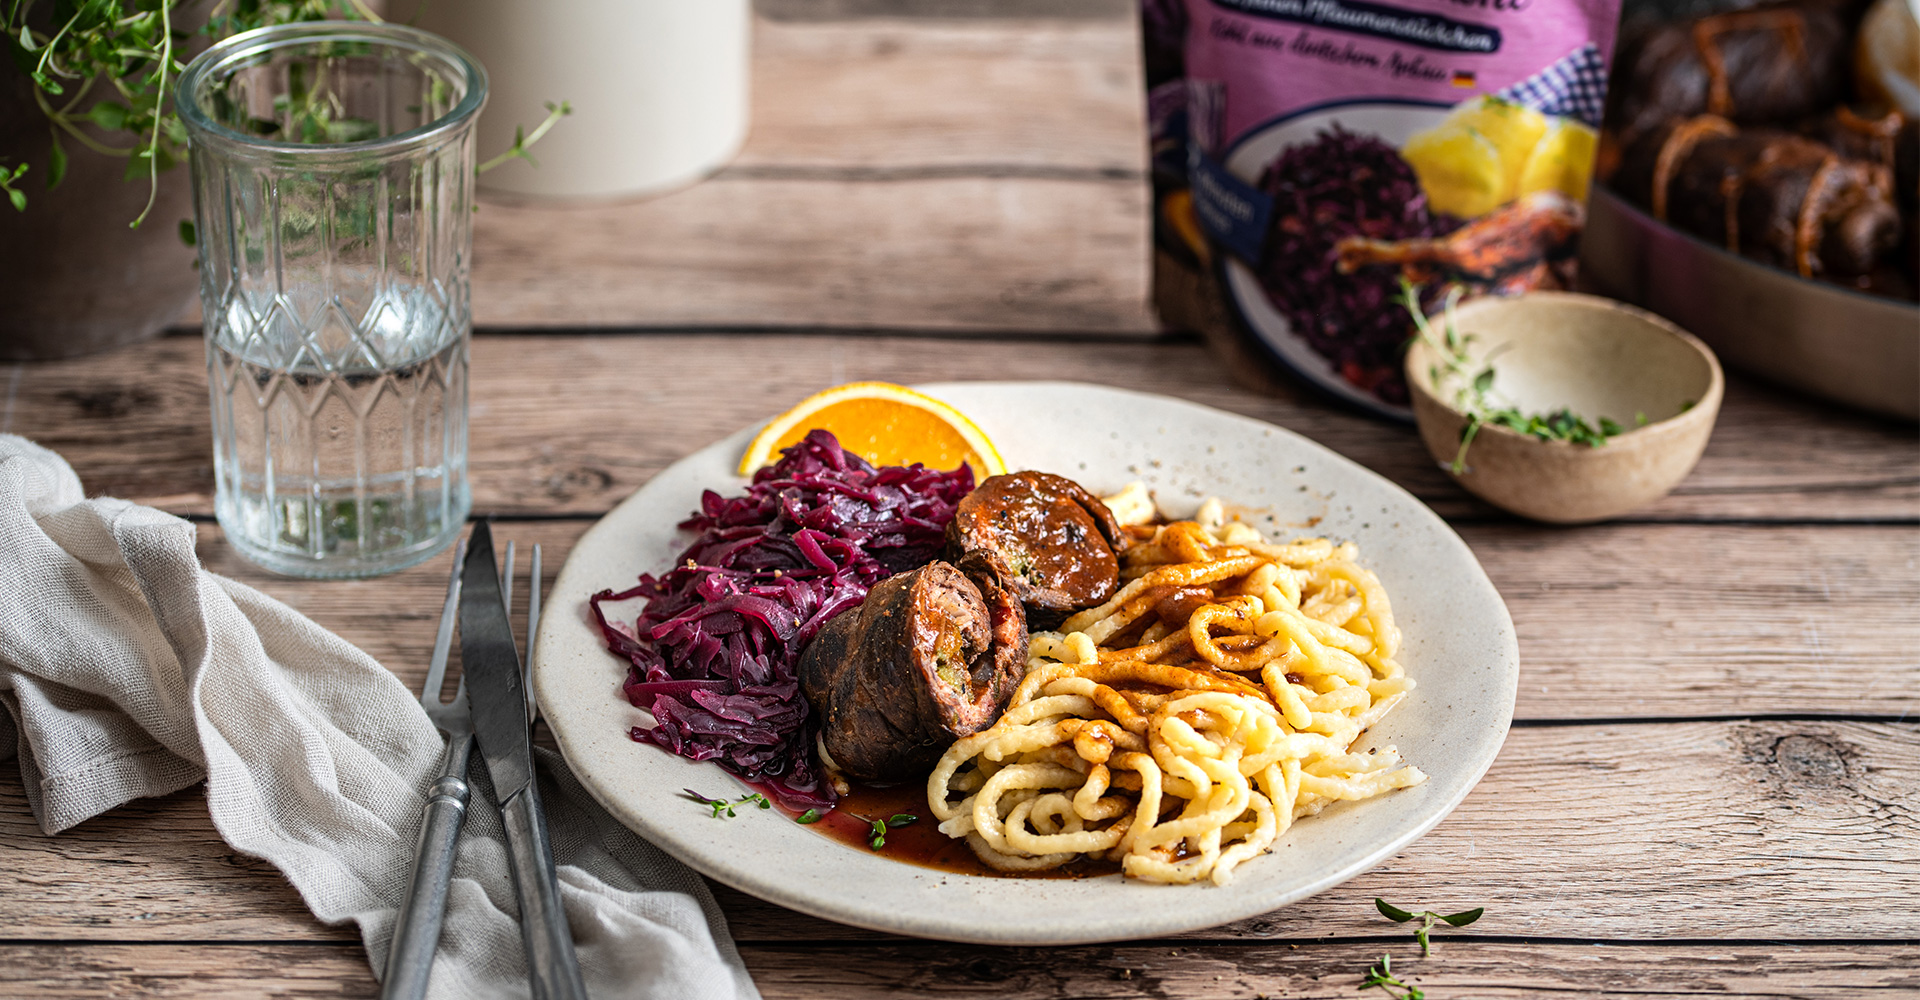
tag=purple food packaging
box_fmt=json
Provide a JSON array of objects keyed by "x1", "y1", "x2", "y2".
[{"x1": 1142, "y1": 0, "x2": 1625, "y2": 417}]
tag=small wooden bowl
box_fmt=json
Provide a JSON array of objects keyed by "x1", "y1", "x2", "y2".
[{"x1": 1405, "y1": 292, "x2": 1724, "y2": 524}]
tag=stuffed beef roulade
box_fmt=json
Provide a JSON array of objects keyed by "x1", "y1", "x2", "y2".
[
  {"x1": 946, "y1": 472, "x2": 1127, "y2": 630},
  {"x1": 800, "y1": 561, "x2": 1026, "y2": 784}
]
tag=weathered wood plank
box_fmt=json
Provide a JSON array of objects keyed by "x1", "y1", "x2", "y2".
[
  {"x1": 0, "y1": 944, "x2": 375, "y2": 999},
  {"x1": 173, "y1": 17, "x2": 1156, "y2": 335},
  {"x1": 736, "y1": 17, "x2": 1146, "y2": 174},
  {"x1": 0, "y1": 940, "x2": 1913, "y2": 999},
  {"x1": 736, "y1": 941, "x2": 1919, "y2": 998},
  {"x1": 5, "y1": 721, "x2": 1914, "y2": 942},
  {"x1": 7, "y1": 333, "x2": 1915, "y2": 522},
  {"x1": 472, "y1": 17, "x2": 1151, "y2": 332},
  {"x1": 466, "y1": 176, "x2": 1153, "y2": 332}
]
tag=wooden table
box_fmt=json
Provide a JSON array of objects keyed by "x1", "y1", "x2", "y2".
[{"x1": 5, "y1": 7, "x2": 1919, "y2": 998}]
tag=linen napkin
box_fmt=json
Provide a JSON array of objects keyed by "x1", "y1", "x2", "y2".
[{"x1": 0, "y1": 434, "x2": 760, "y2": 1000}]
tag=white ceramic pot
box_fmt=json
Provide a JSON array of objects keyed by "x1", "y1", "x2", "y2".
[{"x1": 410, "y1": 0, "x2": 750, "y2": 201}]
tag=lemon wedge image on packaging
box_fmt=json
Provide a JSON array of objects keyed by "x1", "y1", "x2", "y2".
[
  {"x1": 1453, "y1": 96, "x2": 1550, "y2": 194},
  {"x1": 1402, "y1": 96, "x2": 1553, "y2": 217},
  {"x1": 738, "y1": 382, "x2": 1008, "y2": 480},
  {"x1": 1401, "y1": 123, "x2": 1507, "y2": 218},
  {"x1": 1517, "y1": 117, "x2": 1600, "y2": 202}
]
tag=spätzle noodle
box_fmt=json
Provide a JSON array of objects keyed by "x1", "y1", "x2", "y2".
[{"x1": 927, "y1": 494, "x2": 1426, "y2": 886}]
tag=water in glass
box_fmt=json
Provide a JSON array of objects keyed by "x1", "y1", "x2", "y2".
[{"x1": 182, "y1": 24, "x2": 485, "y2": 577}]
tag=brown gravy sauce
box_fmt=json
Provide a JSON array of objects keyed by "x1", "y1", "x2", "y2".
[{"x1": 799, "y1": 780, "x2": 1118, "y2": 879}]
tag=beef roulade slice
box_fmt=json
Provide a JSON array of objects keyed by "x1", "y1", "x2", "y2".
[
  {"x1": 947, "y1": 472, "x2": 1127, "y2": 630},
  {"x1": 800, "y1": 561, "x2": 1026, "y2": 784}
]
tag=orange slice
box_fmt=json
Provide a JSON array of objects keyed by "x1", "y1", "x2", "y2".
[{"x1": 737, "y1": 381, "x2": 1007, "y2": 480}]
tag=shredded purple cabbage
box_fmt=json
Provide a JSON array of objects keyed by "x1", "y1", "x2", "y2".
[
  {"x1": 589, "y1": 429, "x2": 974, "y2": 810},
  {"x1": 1257, "y1": 126, "x2": 1458, "y2": 406}
]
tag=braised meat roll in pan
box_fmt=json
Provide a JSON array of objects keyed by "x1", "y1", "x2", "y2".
[{"x1": 800, "y1": 561, "x2": 1026, "y2": 784}]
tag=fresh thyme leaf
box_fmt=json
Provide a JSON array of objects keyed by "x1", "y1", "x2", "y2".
[
  {"x1": 795, "y1": 809, "x2": 821, "y2": 824},
  {"x1": 1636, "y1": 411, "x2": 1649, "y2": 427},
  {"x1": 1359, "y1": 953, "x2": 1424, "y2": 999},
  {"x1": 868, "y1": 819, "x2": 888, "y2": 849},
  {"x1": 45, "y1": 131, "x2": 65, "y2": 189},
  {"x1": 476, "y1": 100, "x2": 573, "y2": 174},
  {"x1": 737, "y1": 792, "x2": 771, "y2": 810},
  {"x1": 88, "y1": 102, "x2": 129, "y2": 131},
  {"x1": 887, "y1": 813, "x2": 918, "y2": 828},
  {"x1": 177, "y1": 219, "x2": 196, "y2": 247},
  {"x1": 683, "y1": 788, "x2": 737, "y2": 819},
  {"x1": 1374, "y1": 897, "x2": 1485, "y2": 956},
  {"x1": 0, "y1": 165, "x2": 25, "y2": 213},
  {"x1": 1374, "y1": 898, "x2": 1416, "y2": 922}
]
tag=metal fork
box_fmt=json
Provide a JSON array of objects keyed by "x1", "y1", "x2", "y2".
[{"x1": 381, "y1": 536, "x2": 543, "y2": 1000}]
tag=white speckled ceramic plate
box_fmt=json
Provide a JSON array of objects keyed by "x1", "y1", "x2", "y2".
[{"x1": 533, "y1": 382, "x2": 1517, "y2": 945}]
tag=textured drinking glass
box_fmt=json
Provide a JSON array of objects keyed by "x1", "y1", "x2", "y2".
[{"x1": 180, "y1": 23, "x2": 486, "y2": 578}]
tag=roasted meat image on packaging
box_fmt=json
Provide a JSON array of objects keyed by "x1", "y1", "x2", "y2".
[
  {"x1": 800, "y1": 560, "x2": 1026, "y2": 784},
  {"x1": 945, "y1": 472, "x2": 1127, "y2": 630}
]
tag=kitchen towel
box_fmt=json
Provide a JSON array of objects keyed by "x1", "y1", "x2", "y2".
[{"x1": 0, "y1": 434, "x2": 760, "y2": 1000}]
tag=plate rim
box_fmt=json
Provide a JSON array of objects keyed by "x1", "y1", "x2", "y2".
[{"x1": 534, "y1": 380, "x2": 1517, "y2": 944}]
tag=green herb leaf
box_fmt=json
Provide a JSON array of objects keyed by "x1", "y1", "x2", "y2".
[
  {"x1": 178, "y1": 219, "x2": 196, "y2": 247},
  {"x1": 795, "y1": 809, "x2": 821, "y2": 824},
  {"x1": 1636, "y1": 411, "x2": 1649, "y2": 427},
  {"x1": 1470, "y1": 367, "x2": 1495, "y2": 395},
  {"x1": 88, "y1": 101, "x2": 130, "y2": 132},
  {"x1": 1, "y1": 162, "x2": 28, "y2": 212},
  {"x1": 1359, "y1": 953, "x2": 1424, "y2": 999},
  {"x1": 1439, "y1": 907, "x2": 1484, "y2": 927},
  {"x1": 1374, "y1": 898, "x2": 1416, "y2": 922},
  {"x1": 45, "y1": 131, "x2": 66, "y2": 190},
  {"x1": 683, "y1": 788, "x2": 737, "y2": 819},
  {"x1": 887, "y1": 813, "x2": 918, "y2": 828},
  {"x1": 868, "y1": 819, "x2": 888, "y2": 850}
]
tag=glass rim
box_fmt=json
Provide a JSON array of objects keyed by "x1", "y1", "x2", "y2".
[{"x1": 177, "y1": 21, "x2": 487, "y2": 159}]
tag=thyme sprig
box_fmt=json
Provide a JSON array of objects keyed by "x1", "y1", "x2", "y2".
[
  {"x1": 477, "y1": 100, "x2": 573, "y2": 173},
  {"x1": 1399, "y1": 279, "x2": 1625, "y2": 475},
  {"x1": 1359, "y1": 953, "x2": 1424, "y2": 999},
  {"x1": 1375, "y1": 898, "x2": 1483, "y2": 957},
  {"x1": 683, "y1": 788, "x2": 771, "y2": 819}
]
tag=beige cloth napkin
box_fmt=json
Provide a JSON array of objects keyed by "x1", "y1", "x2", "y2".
[{"x1": 0, "y1": 434, "x2": 760, "y2": 1000}]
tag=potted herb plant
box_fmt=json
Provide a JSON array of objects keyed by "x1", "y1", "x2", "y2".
[{"x1": 0, "y1": 0, "x2": 564, "y2": 361}]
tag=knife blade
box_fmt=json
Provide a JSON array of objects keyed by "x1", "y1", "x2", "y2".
[{"x1": 459, "y1": 522, "x2": 589, "y2": 1000}]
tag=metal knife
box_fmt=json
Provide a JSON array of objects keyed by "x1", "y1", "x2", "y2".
[{"x1": 459, "y1": 522, "x2": 589, "y2": 1000}]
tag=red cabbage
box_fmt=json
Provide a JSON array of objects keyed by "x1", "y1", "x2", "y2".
[
  {"x1": 589, "y1": 429, "x2": 974, "y2": 810},
  {"x1": 1257, "y1": 126, "x2": 1459, "y2": 406}
]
